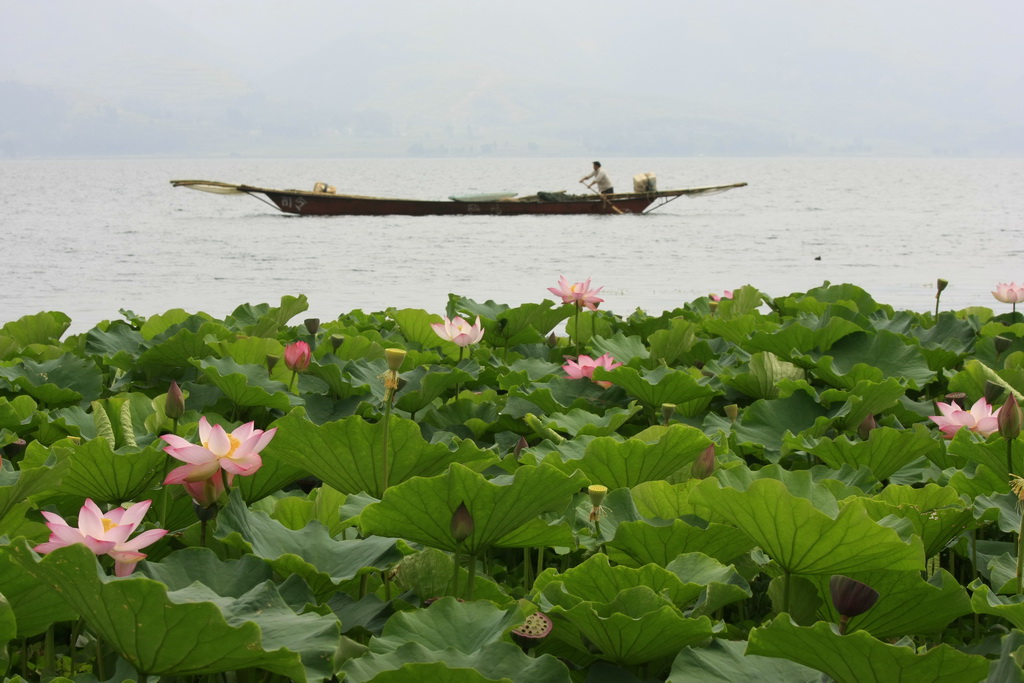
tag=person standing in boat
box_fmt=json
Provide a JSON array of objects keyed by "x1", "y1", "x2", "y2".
[{"x1": 580, "y1": 161, "x2": 614, "y2": 194}]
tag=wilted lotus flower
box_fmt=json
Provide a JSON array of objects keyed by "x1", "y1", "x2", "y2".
[
  {"x1": 830, "y1": 575, "x2": 879, "y2": 633},
  {"x1": 284, "y1": 340, "x2": 312, "y2": 372},
  {"x1": 993, "y1": 282, "x2": 1024, "y2": 305},
  {"x1": 450, "y1": 502, "x2": 475, "y2": 542},
  {"x1": 548, "y1": 275, "x2": 604, "y2": 311},
  {"x1": 929, "y1": 397, "x2": 1001, "y2": 439},
  {"x1": 431, "y1": 315, "x2": 485, "y2": 347},
  {"x1": 511, "y1": 612, "x2": 553, "y2": 651},
  {"x1": 160, "y1": 416, "x2": 276, "y2": 483},
  {"x1": 34, "y1": 499, "x2": 168, "y2": 577}
]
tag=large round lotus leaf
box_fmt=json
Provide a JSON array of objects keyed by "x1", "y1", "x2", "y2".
[
  {"x1": 0, "y1": 545, "x2": 78, "y2": 637},
  {"x1": 194, "y1": 357, "x2": 297, "y2": 411},
  {"x1": 608, "y1": 519, "x2": 755, "y2": 567},
  {"x1": 747, "y1": 615, "x2": 988, "y2": 683},
  {"x1": 266, "y1": 411, "x2": 495, "y2": 498},
  {"x1": 341, "y1": 642, "x2": 570, "y2": 683},
  {"x1": 592, "y1": 365, "x2": 715, "y2": 408},
  {"x1": 784, "y1": 424, "x2": 939, "y2": 482},
  {"x1": 360, "y1": 463, "x2": 585, "y2": 555},
  {"x1": 669, "y1": 638, "x2": 821, "y2": 683},
  {"x1": 688, "y1": 478, "x2": 923, "y2": 575},
  {"x1": 56, "y1": 438, "x2": 165, "y2": 505},
  {"x1": 9, "y1": 540, "x2": 338, "y2": 681}
]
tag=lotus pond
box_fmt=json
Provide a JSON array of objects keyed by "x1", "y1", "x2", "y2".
[{"x1": 1, "y1": 282, "x2": 1024, "y2": 682}]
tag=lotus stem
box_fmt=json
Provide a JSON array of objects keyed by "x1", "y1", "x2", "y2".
[
  {"x1": 574, "y1": 303, "x2": 581, "y2": 355},
  {"x1": 359, "y1": 573, "x2": 369, "y2": 599},
  {"x1": 536, "y1": 546, "x2": 544, "y2": 578},
  {"x1": 43, "y1": 624, "x2": 55, "y2": 677},
  {"x1": 381, "y1": 400, "x2": 392, "y2": 493},
  {"x1": 200, "y1": 518, "x2": 208, "y2": 547},
  {"x1": 382, "y1": 570, "x2": 392, "y2": 601},
  {"x1": 1010, "y1": 438, "x2": 1015, "y2": 477},
  {"x1": 452, "y1": 542, "x2": 462, "y2": 598},
  {"x1": 289, "y1": 369, "x2": 297, "y2": 393},
  {"x1": 782, "y1": 570, "x2": 791, "y2": 615},
  {"x1": 467, "y1": 553, "x2": 477, "y2": 600},
  {"x1": 523, "y1": 547, "x2": 533, "y2": 588},
  {"x1": 838, "y1": 614, "x2": 850, "y2": 635},
  {"x1": 1017, "y1": 508, "x2": 1024, "y2": 594}
]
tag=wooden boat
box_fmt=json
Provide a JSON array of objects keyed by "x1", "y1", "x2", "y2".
[{"x1": 170, "y1": 179, "x2": 747, "y2": 217}]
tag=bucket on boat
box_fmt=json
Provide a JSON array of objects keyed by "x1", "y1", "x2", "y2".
[
  {"x1": 313, "y1": 182, "x2": 336, "y2": 194},
  {"x1": 632, "y1": 172, "x2": 657, "y2": 193}
]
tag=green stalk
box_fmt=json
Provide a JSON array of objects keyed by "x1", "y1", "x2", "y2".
[
  {"x1": 1009, "y1": 438, "x2": 1015, "y2": 477},
  {"x1": 536, "y1": 546, "x2": 544, "y2": 578},
  {"x1": 1016, "y1": 508, "x2": 1024, "y2": 594},
  {"x1": 523, "y1": 547, "x2": 533, "y2": 589},
  {"x1": 782, "y1": 570, "x2": 792, "y2": 615},
  {"x1": 452, "y1": 542, "x2": 462, "y2": 598},
  {"x1": 467, "y1": 553, "x2": 477, "y2": 600},
  {"x1": 289, "y1": 369, "x2": 297, "y2": 393},
  {"x1": 43, "y1": 624, "x2": 55, "y2": 677},
  {"x1": 381, "y1": 401, "x2": 392, "y2": 493},
  {"x1": 574, "y1": 304, "x2": 581, "y2": 356}
]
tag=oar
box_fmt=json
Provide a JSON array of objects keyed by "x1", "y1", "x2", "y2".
[{"x1": 582, "y1": 183, "x2": 623, "y2": 214}]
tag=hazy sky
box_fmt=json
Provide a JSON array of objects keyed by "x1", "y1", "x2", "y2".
[{"x1": 2, "y1": 0, "x2": 1022, "y2": 156}]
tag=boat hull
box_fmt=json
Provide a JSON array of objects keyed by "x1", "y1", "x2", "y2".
[{"x1": 258, "y1": 189, "x2": 653, "y2": 216}]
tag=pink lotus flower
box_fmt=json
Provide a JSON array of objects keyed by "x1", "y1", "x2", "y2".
[
  {"x1": 563, "y1": 354, "x2": 623, "y2": 388},
  {"x1": 548, "y1": 276, "x2": 604, "y2": 311},
  {"x1": 34, "y1": 499, "x2": 167, "y2": 577},
  {"x1": 160, "y1": 416, "x2": 276, "y2": 484},
  {"x1": 929, "y1": 397, "x2": 1001, "y2": 439},
  {"x1": 710, "y1": 290, "x2": 734, "y2": 302},
  {"x1": 284, "y1": 341, "x2": 312, "y2": 372},
  {"x1": 993, "y1": 283, "x2": 1024, "y2": 304},
  {"x1": 431, "y1": 315, "x2": 485, "y2": 347}
]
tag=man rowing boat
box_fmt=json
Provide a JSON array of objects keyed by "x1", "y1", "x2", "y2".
[{"x1": 580, "y1": 161, "x2": 614, "y2": 194}]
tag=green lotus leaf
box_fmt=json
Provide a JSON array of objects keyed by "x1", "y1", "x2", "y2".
[
  {"x1": 423, "y1": 395, "x2": 506, "y2": 440},
  {"x1": 137, "y1": 545, "x2": 275, "y2": 594},
  {"x1": 0, "y1": 354, "x2": 102, "y2": 407},
  {"x1": 216, "y1": 335, "x2": 284, "y2": 367},
  {"x1": 801, "y1": 283, "x2": 887, "y2": 315},
  {"x1": 360, "y1": 463, "x2": 586, "y2": 555},
  {"x1": 970, "y1": 580, "x2": 1024, "y2": 629},
  {"x1": 55, "y1": 438, "x2": 165, "y2": 505},
  {"x1": 395, "y1": 363, "x2": 478, "y2": 414},
  {"x1": 948, "y1": 359, "x2": 1024, "y2": 405},
  {"x1": 533, "y1": 404, "x2": 641, "y2": 439},
  {"x1": 786, "y1": 425, "x2": 940, "y2": 482},
  {"x1": 815, "y1": 330, "x2": 937, "y2": 390},
  {"x1": 391, "y1": 548, "x2": 511, "y2": 605},
  {"x1": 0, "y1": 311, "x2": 71, "y2": 348},
  {"x1": 374, "y1": 597, "x2": 524, "y2": 654},
  {"x1": 0, "y1": 395, "x2": 36, "y2": 435},
  {"x1": 702, "y1": 312, "x2": 766, "y2": 346},
  {"x1": 747, "y1": 615, "x2": 988, "y2": 683},
  {"x1": 646, "y1": 319, "x2": 700, "y2": 368},
  {"x1": 745, "y1": 313, "x2": 864, "y2": 358},
  {"x1": 817, "y1": 378, "x2": 907, "y2": 432},
  {"x1": 860, "y1": 484, "x2": 975, "y2": 558},
  {"x1": 137, "y1": 323, "x2": 221, "y2": 370},
  {"x1": 0, "y1": 545, "x2": 78, "y2": 637},
  {"x1": 194, "y1": 357, "x2": 297, "y2": 411},
  {"x1": 663, "y1": 552, "x2": 752, "y2": 615},
  {"x1": 341, "y1": 642, "x2": 569, "y2": 683},
  {"x1": 712, "y1": 389, "x2": 829, "y2": 460},
  {"x1": 629, "y1": 480, "x2": 710, "y2": 522},
  {"x1": 542, "y1": 425, "x2": 710, "y2": 489},
  {"x1": 987, "y1": 630, "x2": 1024, "y2": 683},
  {"x1": 807, "y1": 568, "x2": 970, "y2": 638},
  {"x1": 83, "y1": 321, "x2": 145, "y2": 370},
  {"x1": 391, "y1": 308, "x2": 453, "y2": 349},
  {"x1": 504, "y1": 379, "x2": 607, "y2": 416},
  {"x1": 947, "y1": 428, "x2": 1018, "y2": 482},
  {"x1": 607, "y1": 519, "x2": 756, "y2": 567},
  {"x1": 721, "y1": 351, "x2": 805, "y2": 400},
  {"x1": 592, "y1": 365, "x2": 714, "y2": 408},
  {"x1": 9, "y1": 540, "x2": 337, "y2": 681},
  {"x1": 689, "y1": 478, "x2": 924, "y2": 575},
  {"x1": 543, "y1": 584, "x2": 713, "y2": 666},
  {"x1": 235, "y1": 438, "x2": 308, "y2": 504},
  {"x1": 266, "y1": 411, "x2": 494, "y2": 498},
  {"x1": 669, "y1": 638, "x2": 821, "y2": 682},
  {"x1": 711, "y1": 463, "x2": 846, "y2": 516},
  {"x1": 899, "y1": 311, "x2": 977, "y2": 370},
  {"x1": 588, "y1": 333, "x2": 650, "y2": 364},
  {"x1": 0, "y1": 590, "x2": 13, "y2": 673},
  {"x1": 215, "y1": 490, "x2": 405, "y2": 597},
  {"x1": 305, "y1": 356, "x2": 373, "y2": 400}
]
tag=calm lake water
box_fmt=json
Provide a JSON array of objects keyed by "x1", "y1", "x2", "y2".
[{"x1": 2, "y1": 157, "x2": 1021, "y2": 334}]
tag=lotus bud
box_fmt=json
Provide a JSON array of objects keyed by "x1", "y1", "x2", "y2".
[
  {"x1": 936, "y1": 278, "x2": 949, "y2": 294},
  {"x1": 995, "y1": 336, "x2": 1012, "y2": 356},
  {"x1": 724, "y1": 404, "x2": 739, "y2": 423},
  {"x1": 513, "y1": 435, "x2": 529, "y2": 460},
  {"x1": 547, "y1": 332, "x2": 558, "y2": 348},
  {"x1": 999, "y1": 393, "x2": 1023, "y2": 441},
  {"x1": 284, "y1": 340, "x2": 312, "y2": 372},
  {"x1": 661, "y1": 403, "x2": 676, "y2": 425},
  {"x1": 450, "y1": 502, "x2": 475, "y2": 542},
  {"x1": 165, "y1": 381, "x2": 185, "y2": 420},
  {"x1": 384, "y1": 348, "x2": 407, "y2": 372},
  {"x1": 984, "y1": 381, "x2": 1005, "y2": 406},
  {"x1": 691, "y1": 445, "x2": 716, "y2": 479},
  {"x1": 330, "y1": 334, "x2": 345, "y2": 351},
  {"x1": 944, "y1": 392, "x2": 967, "y2": 410},
  {"x1": 304, "y1": 317, "x2": 320, "y2": 335},
  {"x1": 857, "y1": 414, "x2": 876, "y2": 441},
  {"x1": 510, "y1": 612, "x2": 553, "y2": 652},
  {"x1": 829, "y1": 575, "x2": 879, "y2": 633},
  {"x1": 266, "y1": 354, "x2": 280, "y2": 373}
]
